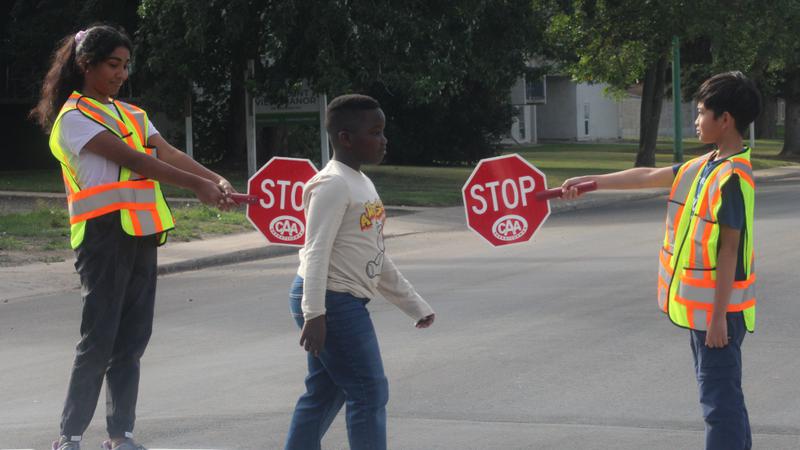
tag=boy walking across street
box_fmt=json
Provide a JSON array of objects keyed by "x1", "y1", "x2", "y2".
[
  {"x1": 561, "y1": 71, "x2": 760, "y2": 450},
  {"x1": 285, "y1": 94, "x2": 435, "y2": 450}
]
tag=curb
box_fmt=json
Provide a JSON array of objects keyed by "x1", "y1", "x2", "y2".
[
  {"x1": 156, "y1": 230, "x2": 428, "y2": 276},
  {"x1": 157, "y1": 245, "x2": 298, "y2": 276}
]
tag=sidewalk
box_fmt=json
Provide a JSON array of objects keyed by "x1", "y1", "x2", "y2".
[{"x1": 1, "y1": 165, "x2": 796, "y2": 302}]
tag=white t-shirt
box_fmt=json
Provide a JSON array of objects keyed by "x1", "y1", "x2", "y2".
[
  {"x1": 297, "y1": 160, "x2": 435, "y2": 322},
  {"x1": 56, "y1": 109, "x2": 159, "y2": 188}
]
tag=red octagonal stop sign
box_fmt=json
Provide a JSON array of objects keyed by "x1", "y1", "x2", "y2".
[
  {"x1": 462, "y1": 154, "x2": 550, "y2": 246},
  {"x1": 247, "y1": 157, "x2": 318, "y2": 246}
]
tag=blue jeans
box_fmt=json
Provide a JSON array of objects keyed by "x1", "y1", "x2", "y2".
[
  {"x1": 690, "y1": 312, "x2": 751, "y2": 450},
  {"x1": 285, "y1": 275, "x2": 388, "y2": 450}
]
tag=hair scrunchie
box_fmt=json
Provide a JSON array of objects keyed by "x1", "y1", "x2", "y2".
[{"x1": 75, "y1": 30, "x2": 87, "y2": 45}]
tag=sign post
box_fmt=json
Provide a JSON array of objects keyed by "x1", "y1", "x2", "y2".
[{"x1": 245, "y1": 60, "x2": 257, "y2": 177}]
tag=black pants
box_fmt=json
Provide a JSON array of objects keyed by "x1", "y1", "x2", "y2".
[{"x1": 60, "y1": 213, "x2": 158, "y2": 439}]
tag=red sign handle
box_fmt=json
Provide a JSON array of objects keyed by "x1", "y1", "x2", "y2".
[
  {"x1": 229, "y1": 193, "x2": 260, "y2": 205},
  {"x1": 535, "y1": 180, "x2": 598, "y2": 201}
]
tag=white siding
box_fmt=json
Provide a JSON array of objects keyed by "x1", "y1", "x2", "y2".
[
  {"x1": 535, "y1": 76, "x2": 577, "y2": 140},
  {"x1": 620, "y1": 97, "x2": 697, "y2": 139},
  {"x1": 575, "y1": 83, "x2": 620, "y2": 140}
]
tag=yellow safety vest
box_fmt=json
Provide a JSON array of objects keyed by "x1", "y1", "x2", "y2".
[
  {"x1": 49, "y1": 92, "x2": 174, "y2": 249},
  {"x1": 657, "y1": 148, "x2": 756, "y2": 332}
]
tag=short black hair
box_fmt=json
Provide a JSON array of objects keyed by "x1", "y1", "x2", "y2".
[
  {"x1": 694, "y1": 71, "x2": 762, "y2": 136},
  {"x1": 325, "y1": 94, "x2": 381, "y2": 138}
]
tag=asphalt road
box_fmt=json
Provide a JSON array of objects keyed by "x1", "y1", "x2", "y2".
[{"x1": 2, "y1": 175, "x2": 798, "y2": 450}]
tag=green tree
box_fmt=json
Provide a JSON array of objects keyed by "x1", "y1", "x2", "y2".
[
  {"x1": 136, "y1": 0, "x2": 274, "y2": 165},
  {"x1": 137, "y1": 0, "x2": 541, "y2": 165},
  {"x1": 5, "y1": 0, "x2": 141, "y2": 100},
  {"x1": 544, "y1": 0, "x2": 702, "y2": 166},
  {"x1": 685, "y1": 0, "x2": 800, "y2": 155},
  {"x1": 769, "y1": 2, "x2": 800, "y2": 156},
  {"x1": 3, "y1": 0, "x2": 141, "y2": 168}
]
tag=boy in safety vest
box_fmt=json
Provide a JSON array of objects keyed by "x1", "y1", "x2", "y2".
[{"x1": 561, "y1": 71, "x2": 761, "y2": 450}]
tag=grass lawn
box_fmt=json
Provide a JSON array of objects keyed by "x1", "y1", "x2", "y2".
[
  {"x1": 2, "y1": 139, "x2": 796, "y2": 262},
  {"x1": 4, "y1": 139, "x2": 795, "y2": 206},
  {"x1": 0, "y1": 201, "x2": 251, "y2": 264}
]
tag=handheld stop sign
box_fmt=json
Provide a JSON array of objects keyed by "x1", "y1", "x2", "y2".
[
  {"x1": 462, "y1": 154, "x2": 596, "y2": 246},
  {"x1": 230, "y1": 157, "x2": 319, "y2": 246}
]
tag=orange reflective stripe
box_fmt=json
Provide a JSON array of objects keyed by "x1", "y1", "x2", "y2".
[
  {"x1": 675, "y1": 203, "x2": 685, "y2": 228},
  {"x1": 68, "y1": 180, "x2": 155, "y2": 202},
  {"x1": 736, "y1": 169, "x2": 754, "y2": 189},
  {"x1": 76, "y1": 97, "x2": 138, "y2": 146},
  {"x1": 117, "y1": 104, "x2": 145, "y2": 146},
  {"x1": 709, "y1": 185, "x2": 723, "y2": 214},
  {"x1": 149, "y1": 208, "x2": 163, "y2": 231},
  {"x1": 669, "y1": 175, "x2": 682, "y2": 198},
  {"x1": 675, "y1": 295, "x2": 755, "y2": 313},
  {"x1": 69, "y1": 202, "x2": 157, "y2": 224},
  {"x1": 124, "y1": 102, "x2": 145, "y2": 114},
  {"x1": 731, "y1": 157, "x2": 750, "y2": 166},
  {"x1": 122, "y1": 134, "x2": 137, "y2": 149},
  {"x1": 128, "y1": 209, "x2": 143, "y2": 234},
  {"x1": 679, "y1": 274, "x2": 755, "y2": 289},
  {"x1": 77, "y1": 105, "x2": 108, "y2": 128},
  {"x1": 688, "y1": 218, "x2": 700, "y2": 267},
  {"x1": 728, "y1": 299, "x2": 756, "y2": 312},
  {"x1": 701, "y1": 221, "x2": 714, "y2": 279},
  {"x1": 659, "y1": 248, "x2": 672, "y2": 270},
  {"x1": 61, "y1": 172, "x2": 76, "y2": 195},
  {"x1": 657, "y1": 279, "x2": 669, "y2": 312}
]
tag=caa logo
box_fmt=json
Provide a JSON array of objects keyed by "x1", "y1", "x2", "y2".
[
  {"x1": 269, "y1": 215, "x2": 305, "y2": 241},
  {"x1": 492, "y1": 214, "x2": 528, "y2": 242}
]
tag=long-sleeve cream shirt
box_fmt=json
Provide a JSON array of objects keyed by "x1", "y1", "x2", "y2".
[{"x1": 297, "y1": 160, "x2": 434, "y2": 322}]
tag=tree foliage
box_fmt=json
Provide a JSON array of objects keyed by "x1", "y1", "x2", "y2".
[
  {"x1": 4, "y1": 0, "x2": 141, "y2": 101},
  {"x1": 135, "y1": 0, "x2": 540, "y2": 165},
  {"x1": 542, "y1": 0, "x2": 701, "y2": 166}
]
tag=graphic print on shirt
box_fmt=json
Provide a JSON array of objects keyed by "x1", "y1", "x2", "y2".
[{"x1": 360, "y1": 200, "x2": 386, "y2": 278}]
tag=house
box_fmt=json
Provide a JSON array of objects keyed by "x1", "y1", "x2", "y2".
[{"x1": 507, "y1": 74, "x2": 698, "y2": 144}]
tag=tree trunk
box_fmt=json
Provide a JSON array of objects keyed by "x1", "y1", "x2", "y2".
[
  {"x1": 780, "y1": 99, "x2": 800, "y2": 156},
  {"x1": 224, "y1": 57, "x2": 248, "y2": 168},
  {"x1": 754, "y1": 94, "x2": 777, "y2": 139},
  {"x1": 635, "y1": 55, "x2": 668, "y2": 167},
  {"x1": 780, "y1": 69, "x2": 800, "y2": 157}
]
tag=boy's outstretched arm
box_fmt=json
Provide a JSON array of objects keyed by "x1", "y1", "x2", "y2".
[
  {"x1": 561, "y1": 166, "x2": 675, "y2": 200},
  {"x1": 706, "y1": 224, "x2": 740, "y2": 348},
  {"x1": 377, "y1": 255, "x2": 435, "y2": 328}
]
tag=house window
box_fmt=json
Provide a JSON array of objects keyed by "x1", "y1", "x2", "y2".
[
  {"x1": 525, "y1": 76, "x2": 546, "y2": 104},
  {"x1": 583, "y1": 103, "x2": 590, "y2": 136}
]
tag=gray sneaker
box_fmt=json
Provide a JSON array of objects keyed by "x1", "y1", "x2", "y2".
[
  {"x1": 101, "y1": 439, "x2": 147, "y2": 450},
  {"x1": 52, "y1": 436, "x2": 80, "y2": 450}
]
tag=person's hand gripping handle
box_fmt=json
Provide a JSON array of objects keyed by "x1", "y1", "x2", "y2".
[{"x1": 536, "y1": 180, "x2": 598, "y2": 201}]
